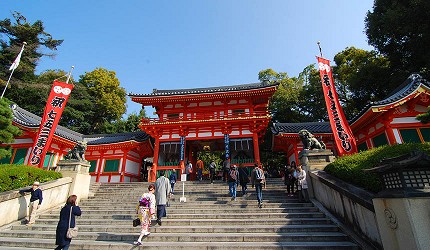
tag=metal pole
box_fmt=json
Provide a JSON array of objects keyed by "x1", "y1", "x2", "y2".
[
  {"x1": 1, "y1": 68, "x2": 16, "y2": 99},
  {"x1": 66, "y1": 66, "x2": 75, "y2": 84},
  {"x1": 317, "y1": 41, "x2": 323, "y2": 58}
]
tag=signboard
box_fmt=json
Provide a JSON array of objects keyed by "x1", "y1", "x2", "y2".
[{"x1": 224, "y1": 133, "x2": 230, "y2": 159}]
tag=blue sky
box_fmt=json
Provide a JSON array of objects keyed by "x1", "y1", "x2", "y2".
[{"x1": 1, "y1": 0, "x2": 374, "y2": 117}]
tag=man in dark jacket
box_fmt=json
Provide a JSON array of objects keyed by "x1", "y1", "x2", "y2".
[{"x1": 19, "y1": 181, "x2": 43, "y2": 225}]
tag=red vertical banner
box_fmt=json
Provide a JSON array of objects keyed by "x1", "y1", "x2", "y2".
[
  {"x1": 316, "y1": 56, "x2": 357, "y2": 156},
  {"x1": 28, "y1": 81, "x2": 74, "y2": 167}
]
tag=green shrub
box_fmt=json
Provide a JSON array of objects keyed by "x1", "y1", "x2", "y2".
[
  {"x1": 324, "y1": 143, "x2": 430, "y2": 193},
  {"x1": 0, "y1": 164, "x2": 62, "y2": 192}
]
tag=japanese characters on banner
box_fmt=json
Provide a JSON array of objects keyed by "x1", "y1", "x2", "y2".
[
  {"x1": 316, "y1": 56, "x2": 357, "y2": 156},
  {"x1": 180, "y1": 136, "x2": 185, "y2": 161},
  {"x1": 224, "y1": 134, "x2": 230, "y2": 159},
  {"x1": 28, "y1": 81, "x2": 74, "y2": 167}
]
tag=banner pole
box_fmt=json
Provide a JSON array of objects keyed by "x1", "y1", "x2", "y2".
[
  {"x1": 1, "y1": 68, "x2": 16, "y2": 99},
  {"x1": 66, "y1": 66, "x2": 75, "y2": 84},
  {"x1": 317, "y1": 41, "x2": 323, "y2": 58}
]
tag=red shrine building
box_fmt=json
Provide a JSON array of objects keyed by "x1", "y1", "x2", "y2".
[
  {"x1": 272, "y1": 74, "x2": 430, "y2": 162},
  {"x1": 130, "y1": 81, "x2": 279, "y2": 182},
  {"x1": 2, "y1": 105, "x2": 153, "y2": 182}
]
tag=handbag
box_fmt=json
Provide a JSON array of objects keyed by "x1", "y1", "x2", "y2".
[
  {"x1": 133, "y1": 218, "x2": 141, "y2": 227},
  {"x1": 66, "y1": 206, "x2": 78, "y2": 238}
]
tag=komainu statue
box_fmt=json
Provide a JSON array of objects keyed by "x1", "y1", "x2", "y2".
[
  {"x1": 64, "y1": 141, "x2": 87, "y2": 161},
  {"x1": 298, "y1": 129, "x2": 326, "y2": 150}
]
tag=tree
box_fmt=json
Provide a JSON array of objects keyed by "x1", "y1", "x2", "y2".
[
  {"x1": 100, "y1": 109, "x2": 147, "y2": 134},
  {"x1": 365, "y1": 0, "x2": 430, "y2": 79},
  {"x1": 332, "y1": 47, "x2": 394, "y2": 119},
  {"x1": 0, "y1": 98, "x2": 21, "y2": 159},
  {"x1": 297, "y1": 64, "x2": 327, "y2": 122},
  {"x1": 259, "y1": 69, "x2": 304, "y2": 123},
  {"x1": 79, "y1": 68, "x2": 127, "y2": 133},
  {"x1": 0, "y1": 12, "x2": 63, "y2": 83}
]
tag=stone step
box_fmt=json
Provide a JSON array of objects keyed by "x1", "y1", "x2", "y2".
[
  {"x1": 0, "y1": 231, "x2": 351, "y2": 242},
  {"x1": 0, "y1": 237, "x2": 359, "y2": 249},
  {"x1": 39, "y1": 212, "x2": 326, "y2": 220},
  {"x1": 11, "y1": 224, "x2": 340, "y2": 234},
  {"x1": 45, "y1": 207, "x2": 320, "y2": 215},
  {"x1": 22, "y1": 217, "x2": 334, "y2": 226},
  {"x1": 77, "y1": 202, "x2": 314, "y2": 209}
]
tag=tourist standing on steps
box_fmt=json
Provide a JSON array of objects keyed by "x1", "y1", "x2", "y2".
[
  {"x1": 19, "y1": 181, "x2": 43, "y2": 225},
  {"x1": 196, "y1": 158, "x2": 204, "y2": 181},
  {"x1": 169, "y1": 171, "x2": 177, "y2": 194},
  {"x1": 296, "y1": 165, "x2": 309, "y2": 202},
  {"x1": 251, "y1": 163, "x2": 266, "y2": 208},
  {"x1": 55, "y1": 195, "x2": 81, "y2": 250},
  {"x1": 155, "y1": 171, "x2": 171, "y2": 226},
  {"x1": 227, "y1": 165, "x2": 240, "y2": 201},
  {"x1": 134, "y1": 184, "x2": 156, "y2": 245},
  {"x1": 290, "y1": 161, "x2": 298, "y2": 193},
  {"x1": 285, "y1": 165, "x2": 295, "y2": 196},
  {"x1": 185, "y1": 160, "x2": 193, "y2": 181},
  {"x1": 209, "y1": 160, "x2": 216, "y2": 184},
  {"x1": 238, "y1": 165, "x2": 249, "y2": 196}
]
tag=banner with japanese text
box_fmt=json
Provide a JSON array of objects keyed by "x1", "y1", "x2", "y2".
[
  {"x1": 28, "y1": 81, "x2": 74, "y2": 167},
  {"x1": 316, "y1": 56, "x2": 357, "y2": 156}
]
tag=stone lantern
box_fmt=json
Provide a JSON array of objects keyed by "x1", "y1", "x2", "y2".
[{"x1": 365, "y1": 150, "x2": 430, "y2": 250}]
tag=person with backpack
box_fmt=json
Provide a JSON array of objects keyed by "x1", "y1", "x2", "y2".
[
  {"x1": 185, "y1": 160, "x2": 193, "y2": 181},
  {"x1": 227, "y1": 165, "x2": 240, "y2": 201},
  {"x1": 209, "y1": 161, "x2": 217, "y2": 184},
  {"x1": 169, "y1": 171, "x2": 177, "y2": 194},
  {"x1": 222, "y1": 159, "x2": 230, "y2": 182},
  {"x1": 251, "y1": 163, "x2": 265, "y2": 208}
]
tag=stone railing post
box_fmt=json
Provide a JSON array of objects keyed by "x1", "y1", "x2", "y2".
[
  {"x1": 57, "y1": 160, "x2": 91, "y2": 203},
  {"x1": 299, "y1": 149, "x2": 335, "y2": 198},
  {"x1": 365, "y1": 150, "x2": 430, "y2": 250}
]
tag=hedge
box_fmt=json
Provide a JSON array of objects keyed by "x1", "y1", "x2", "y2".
[
  {"x1": 324, "y1": 143, "x2": 430, "y2": 193},
  {"x1": 0, "y1": 164, "x2": 62, "y2": 192}
]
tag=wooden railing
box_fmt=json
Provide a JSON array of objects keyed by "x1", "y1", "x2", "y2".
[{"x1": 141, "y1": 111, "x2": 270, "y2": 124}]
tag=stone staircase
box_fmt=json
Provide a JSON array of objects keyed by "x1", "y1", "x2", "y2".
[{"x1": 0, "y1": 179, "x2": 360, "y2": 249}]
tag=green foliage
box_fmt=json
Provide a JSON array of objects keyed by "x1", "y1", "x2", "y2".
[
  {"x1": 324, "y1": 143, "x2": 430, "y2": 193},
  {"x1": 0, "y1": 164, "x2": 62, "y2": 192},
  {"x1": 197, "y1": 151, "x2": 223, "y2": 171},
  {"x1": 332, "y1": 47, "x2": 399, "y2": 119},
  {"x1": 365, "y1": 0, "x2": 430, "y2": 80},
  {"x1": 101, "y1": 109, "x2": 147, "y2": 134},
  {"x1": 79, "y1": 68, "x2": 127, "y2": 133},
  {"x1": 0, "y1": 12, "x2": 63, "y2": 83},
  {"x1": 0, "y1": 98, "x2": 21, "y2": 159}
]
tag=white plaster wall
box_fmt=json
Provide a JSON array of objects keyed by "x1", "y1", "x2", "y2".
[
  {"x1": 125, "y1": 159, "x2": 140, "y2": 175},
  {"x1": 10, "y1": 138, "x2": 33, "y2": 144},
  {"x1": 99, "y1": 176, "x2": 108, "y2": 182},
  {"x1": 110, "y1": 175, "x2": 120, "y2": 182},
  {"x1": 91, "y1": 176, "x2": 97, "y2": 182},
  {"x1": 391, "y1": 117, "x2": 420, "y2": 124}
]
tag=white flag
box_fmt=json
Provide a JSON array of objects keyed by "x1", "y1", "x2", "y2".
[{"x1": 9, "y1": 43, "x2": 26, "y2": 71}]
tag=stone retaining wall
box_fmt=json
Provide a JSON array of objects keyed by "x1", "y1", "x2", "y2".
[
  {"x1": 310, "y1": 170, "x2": 383, "y2": 249},
  {"x1": 0, "y1": 177, "x2": 72, "y2": 227}
]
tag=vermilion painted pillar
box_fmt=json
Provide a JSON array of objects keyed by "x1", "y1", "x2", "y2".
[
  {"x1": 252, "y1": 133, "x2": 260, "y2": 165},
  {"x1": 120, "y1": 150, "x2": 128, "y2": 182},
  {"x1": 150, "y1": 139, "x2": 160, "y2": 182}
]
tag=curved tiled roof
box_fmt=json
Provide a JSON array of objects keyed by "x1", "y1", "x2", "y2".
[
  {"x1": 272, "y1": 122, "x2": 332, "y2": 135},
  {"x1": 83, "y1": 131, "x2": 150, "y2": 145},
  {"x1": 12, "y1": 105, "x2": 83, "y2": 142},
  {"x1": 11, "y1": 104, "x2": 150, "y2": 145},
  {"x1": 350, "y1": 74, "x2": 430, "y2": 124},
  {"x1": 129, "y1": 81, "x2": 276, "y2": 97}
]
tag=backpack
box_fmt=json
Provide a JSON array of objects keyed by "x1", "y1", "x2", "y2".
[
  {"x1": 255, "y1": 168, "x2": 264, "y2": 181},
  {"x1": 229, "y1": 169, "x2": 237, "y2": 180}
]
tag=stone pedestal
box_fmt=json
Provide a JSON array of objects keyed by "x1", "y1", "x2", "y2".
[
  {"x1": 298, "y1": 149, "x2": 335, "y2": 170},
  {"x1": 299, "y1": 149, "x2": 335, "y2": 198},
  {"x1": 58, "y1": 160, "x2": 91, "y2": 202}
]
